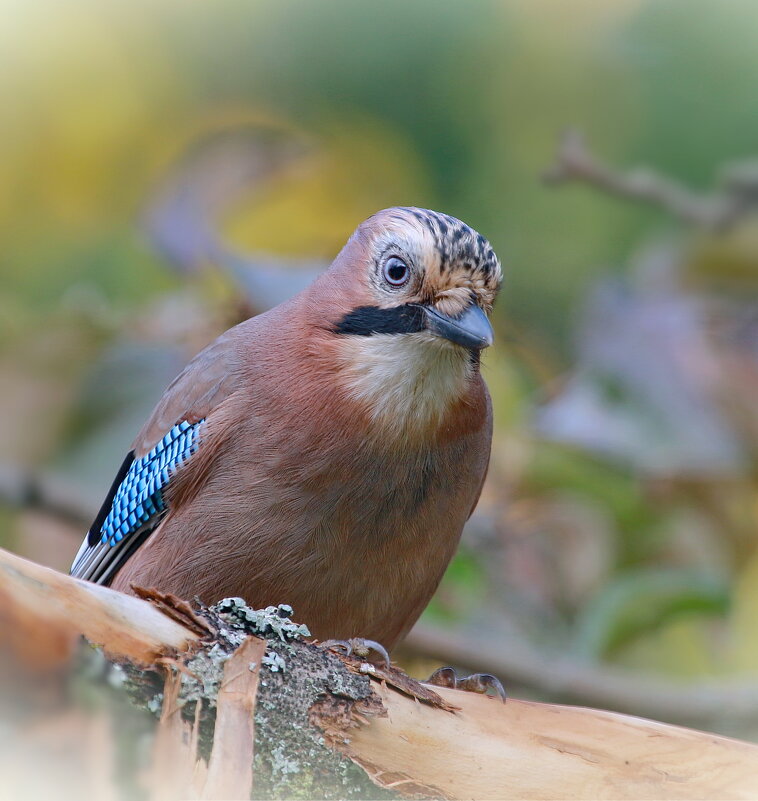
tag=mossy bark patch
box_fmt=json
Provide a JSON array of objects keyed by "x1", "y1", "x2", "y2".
[{"x1": 120, "y1": 598, "x2": 404, "y2": 799}]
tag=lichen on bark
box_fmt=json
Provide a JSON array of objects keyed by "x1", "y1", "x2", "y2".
[{"x1": 115, "y1": 597, "x2": 402, "y2": 799}]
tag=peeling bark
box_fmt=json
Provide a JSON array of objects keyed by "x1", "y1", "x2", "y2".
[{"x1": 2, "y1": 546, "x2": 758, "y2": 801}]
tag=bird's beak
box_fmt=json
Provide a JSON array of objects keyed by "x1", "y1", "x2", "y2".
[{"x1": 420, "y1": 303, "x2": 494, "y2": 350}]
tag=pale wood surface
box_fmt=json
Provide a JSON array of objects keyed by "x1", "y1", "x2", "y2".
[
  {"x1": 349, "y1": 682, "x2": 758, "y2": 800},
  {"x1": 0, "y1": 545, "x2": 198, "y2": 667},
  {"x1": 149, "y1": 668, "x2": 199, "y2": 801},
  {"x1": 202, "y1": 636, "x2": 265, "y2": 800},
  {"x1": 3, "y1": 545, "x2": 758, "y2": 800}
]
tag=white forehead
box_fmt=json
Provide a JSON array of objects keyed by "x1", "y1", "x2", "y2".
[
  {"x1": 367, "y1": 209, "x2": 439, "y2": 266},
  {"x1": 361, "y1": 207, "x2": 502, "y2": 291}
]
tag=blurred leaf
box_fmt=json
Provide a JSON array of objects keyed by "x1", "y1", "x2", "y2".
[
  {"x1": 422, "y1": 547, "x2": 486, "y2": 625},
  {"x1": 726, "y1": 546, "x2": 758, "y2": 674},
  {"x1": 483, "y1": 344, "x2": 531, "y2": 430},
  {"x1": 225, "y1": 115, "x2": 433, "y2": 257},
  {"x1": 613, "y1": 615, "x2": 720, "y2": 678},
  {"x1": 144, "y1": 118, "x2": 313, "y2": 274},
  {"x1": 535, "y1": 267, "x2": 746, "y2": 477},
  {"x1": 691, "y1": 222, "x2": 758, "y2": 287},
  {"x1": 0, "y1": 506, "x2": 18, "y2": 552},
  {"x1": 574, "y1": 567, "x2": 729, "y2": 660},
  {"x1": 525, "y1": 442, "x2": 661, "y2": 566}
]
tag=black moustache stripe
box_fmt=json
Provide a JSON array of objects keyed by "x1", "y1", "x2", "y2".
[{"x1": 333, "y1": 304, "x2": 426, "y2": 337}]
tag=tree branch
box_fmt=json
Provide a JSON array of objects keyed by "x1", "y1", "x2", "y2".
[
  {"x1": 349, "y1": 682, "x2": 758, "y2": 801},
  {"x1": 2, "y1": 546, "x2": 758, "y2": 800},
  {"x1": 405, "y1": 623, "x2": 758, "y2": 731},
  {"x1": 0, "y1": 545, "x2": 198, "y2": 668},
  {"x1": 543, "y1": 129, "x2": 758, "y2": 231}
]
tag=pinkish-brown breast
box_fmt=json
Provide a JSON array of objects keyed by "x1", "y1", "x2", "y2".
[{"x1": 111, "y1": 303, "x2": 492, "y2": 649}]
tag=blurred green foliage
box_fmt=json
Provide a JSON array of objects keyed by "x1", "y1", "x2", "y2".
[
  {"x1": 4, "y1": 0, "x2": 758, "y2": 339},
  {"x1": 574, "y1": 567, "x2": 729, "y2": 660}
]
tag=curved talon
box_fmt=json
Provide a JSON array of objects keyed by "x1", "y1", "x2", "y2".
[
  {"x1": 320, "y1": 639, "x2": 351, "y2": 656},
  {"x1": 425, "y1": 666, "x2": 507, "y2": 702},
  {"x1": 319, "y1": 638, "x2": 391, "y2": 668},
  {"x1": 349, "y1": 638, "x2": 391, "y2": 668},
  {"x1": 426, "y1": 666, "x2": 457, "y2": 689},
  {"x1": 457, "y1": 672, "x2": 507, "y2": 702}
]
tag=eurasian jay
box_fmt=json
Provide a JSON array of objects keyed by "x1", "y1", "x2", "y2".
[{"x1": 70, "y1": 207, "x2": 502, "y2": 654}]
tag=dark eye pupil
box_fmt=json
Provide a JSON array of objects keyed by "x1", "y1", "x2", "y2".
[{"x1": 384, "y1": 257, "x2": 408, "y2": 285}]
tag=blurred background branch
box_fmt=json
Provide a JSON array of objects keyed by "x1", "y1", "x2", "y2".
[{"x1": 544, "y1": 129, "x2": 758, "y2": 231}]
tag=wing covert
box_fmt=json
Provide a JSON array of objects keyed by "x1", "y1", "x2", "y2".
[{"x1": 70, "y1": 419, "x2": 204, "y2": 585}]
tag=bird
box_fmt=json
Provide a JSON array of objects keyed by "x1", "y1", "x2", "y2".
[{"x1": 70, "y1": 207, "x2": 502, "y2": 654}]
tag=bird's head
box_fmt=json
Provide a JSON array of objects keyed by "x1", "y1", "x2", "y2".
[
  {"x1": 326, "y1": 207, "x2": 501, "y2": 349},
  {"x1": 309, "y1": 207, "x2": 502, "y2": 434}
]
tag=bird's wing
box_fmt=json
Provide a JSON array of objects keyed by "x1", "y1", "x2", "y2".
[
  {"x1": 70, "y1": 325, "x2": 247, "y2": 585},
  {"x1": 131, "y1": 326, "x2": 244, "y2": 458}
]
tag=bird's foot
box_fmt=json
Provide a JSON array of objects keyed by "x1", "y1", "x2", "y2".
[
  {"x1": 319, "y1": 638, "x2": 391, "y2": 668},
  {"x1": 425, "y1": 666, "x2": 507, "y2": 702}
]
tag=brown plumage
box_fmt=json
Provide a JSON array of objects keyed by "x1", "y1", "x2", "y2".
[{"x1": 71, "y1": 207, "x2": 502, "y2": 651}]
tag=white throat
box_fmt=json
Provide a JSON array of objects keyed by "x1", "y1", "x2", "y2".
[{"x1": 334, "y1": 333, "x2": 473, "y2": 436}]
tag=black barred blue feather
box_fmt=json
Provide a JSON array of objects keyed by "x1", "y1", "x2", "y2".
[
  {"x1": 71, "y1": 419, "x2": 204, "y2": 585},
  {"x1": 99, "y1": 420, "x2": 201, "y2": 545}
]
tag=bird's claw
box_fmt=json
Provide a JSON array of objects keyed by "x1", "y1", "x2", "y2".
[
  {"x1": 457, "y1": 672, "x2": 507, "y2": 701},
  {"x1": 425, "y1": 666, "x2": 507, "y2": 702},
  {"x1": 319, "y1": 637, "x2": 391, "y2": 668}
]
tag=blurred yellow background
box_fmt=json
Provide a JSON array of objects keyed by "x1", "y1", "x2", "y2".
[{"x1": 2, "y1": 0, "x2": 758, "y2": 739}]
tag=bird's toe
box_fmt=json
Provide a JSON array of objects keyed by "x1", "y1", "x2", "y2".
[
  {"x1": 457, "y1": 672, "x2": 507, "y2": 702},
  {"x1": 425, "y1": 666, "x2": 458, "y2": 689},
  {"x1": 320, "y1": 637, "x2": 391, "y2": 668},
  {"x1": 425, "y1": 666, "x2": 507, "y2": 702}
]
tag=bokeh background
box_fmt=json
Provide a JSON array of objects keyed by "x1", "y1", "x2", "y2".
[{"x1": 3, "y1": 0, "x2": 758, "y2": 740}]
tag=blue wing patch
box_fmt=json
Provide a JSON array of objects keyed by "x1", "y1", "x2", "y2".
[
  {"x1": 71, "y1": 419, "x2": 204, "y2": 584},
  {"x1": 100, "y1": 419, "x2": 202, "y2": 546}
]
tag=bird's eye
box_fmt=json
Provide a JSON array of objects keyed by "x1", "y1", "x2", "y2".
[{"x1": 382, "y1": 256, "x2": 410, "y2": 287}]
